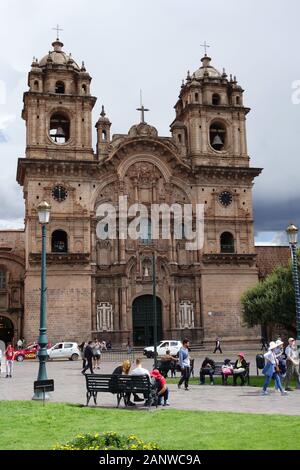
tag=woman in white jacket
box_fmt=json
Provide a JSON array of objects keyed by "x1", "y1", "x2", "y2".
[{"x1": 262, "y1": 341, "x2": 288, "y2": 396}]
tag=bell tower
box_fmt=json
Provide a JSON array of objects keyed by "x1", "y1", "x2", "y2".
[
  {"x1": 17, "y1": 36, "x2": 98, "y2": 344},
  {"x1": 171, "y1": 53, "x2": 248, "y2": 167},
  {"x1": 22, "y1": 38, "x2": 96, "y2": 160}
]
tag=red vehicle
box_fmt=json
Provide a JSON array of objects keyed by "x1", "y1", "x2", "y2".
[{"x1": 14, "y1": 344, "x2": 39, "y2": 362}]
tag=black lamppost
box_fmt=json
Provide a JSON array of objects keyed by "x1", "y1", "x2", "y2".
[
  {"x1": 144, "y1": 253, "x2": 158, "y2": 368},
  {"x1": 152, "y1": 252, "x2": 158, "y2": 369},
  {"x1": 286, "y1": 223, "x2": 300, "y2": 348},
  {"x1": 32, "y1": 201, "x2": 51, "y2": 400}
]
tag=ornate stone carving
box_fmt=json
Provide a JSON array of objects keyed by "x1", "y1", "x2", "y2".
[
  {"x1": 96, "y1": 302, "x2": 114, "y2": 332},
  {"x1": 179, "y1": 300, "x2": 195, "y2": 329}
]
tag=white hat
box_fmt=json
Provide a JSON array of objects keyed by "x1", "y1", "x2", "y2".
[
  {"x1": 275, "y1": 339, "x2": 283, "y2": 347},
  {"x1": 268, "y1": 341, "x2": 277, "y2": 350}
]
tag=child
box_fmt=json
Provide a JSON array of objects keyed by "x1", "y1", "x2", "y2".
[{"x1": 221, "y1": 358, "x2": 233, "y2": 385}]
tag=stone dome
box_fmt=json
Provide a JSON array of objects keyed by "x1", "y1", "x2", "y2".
[
  {"x1": 193, "y1": 55, "x2": 221, "y2": 79},
  {"x1": 128, "y1": 122, "x2": 158, "y2": 138},
  {"x1": 38, "y1": 40, "x2": 80, "y2": 71}
]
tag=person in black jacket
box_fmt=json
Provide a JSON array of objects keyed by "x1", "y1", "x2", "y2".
[
  {"x1": 213, "y1": 337, "x2": 222, "y2": 354},
  {"x1": 200, "y1": 357, "x2": 216, "y2": 384},
  {"x1": 232, "y1": 353, "x2": 247, "y2": 385},
  {"x1": 81, "y1": 341, "x2": 94, "y2": 374}
]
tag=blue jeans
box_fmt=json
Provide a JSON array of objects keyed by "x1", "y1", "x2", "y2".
[
  {"x1": 263, "y1": 373, "x2": 283, "y2": 392},
  {"x1": 158, "y1": 387, "x2": 169, "y2": 405}
]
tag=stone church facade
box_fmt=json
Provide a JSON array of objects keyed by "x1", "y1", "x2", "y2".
[{"x1": 1, "y1": 37, "x2": 265, "y2": 346}]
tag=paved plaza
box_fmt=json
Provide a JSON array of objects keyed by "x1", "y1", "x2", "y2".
[{"x1": 0, "y1": 351, "x2": 299, "y2": 416}]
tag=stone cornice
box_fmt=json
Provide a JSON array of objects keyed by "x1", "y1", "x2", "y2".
[
  {"x1": 202, "y1": 253, "x2": 256, "y2": 266},
  {"x1": 193, "y1": 165, "x2": 262, "y2": 181},
  {"x1": 29, "y1": 252, "x2": 90, "y2": 265}
]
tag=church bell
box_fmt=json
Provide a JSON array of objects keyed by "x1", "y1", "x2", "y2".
[{"x1": 212, "y1": 134, "x2": 223, "y2": 147}]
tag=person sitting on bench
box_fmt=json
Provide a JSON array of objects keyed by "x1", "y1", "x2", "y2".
[
  {"x1": 112, "y1": 360, "x2": 144, "y2": 406},
  {"x1": 200, "y1": 357, "x2": 215, "y2": 385},
  {"x1": 233, "y1": 353, "x2": 247, "y2": 386},
  {"x1": 221, "y1": 358, "x2": 233, "y2": 385}
]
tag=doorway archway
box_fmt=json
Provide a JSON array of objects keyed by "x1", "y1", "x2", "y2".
[
  {"x1": 132, "y1": 295, "x2": 163, "y2": 346},
  {"x1": 0, "y1": 316, "x2": 14, "y2": 345}
]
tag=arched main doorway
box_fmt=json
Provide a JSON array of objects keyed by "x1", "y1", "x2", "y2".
[
  {"x1": 132, "y1": 295, "x2": 163, "y2": 346},
  {"x1": 0, "y1": 316, "x2": 14, "y2": 345}
]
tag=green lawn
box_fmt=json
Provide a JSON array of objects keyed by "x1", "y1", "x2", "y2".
[{"x1": 0, "y1": 401, "x2": 299, "y2": 450}]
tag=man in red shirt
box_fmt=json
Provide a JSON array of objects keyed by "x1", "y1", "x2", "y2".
[
  {"x1": 5, "y1": 343, "x2": 15, "y2": 378},
  {"x1": 150, "y1": 369, "x2": 169, "y2": 406}
]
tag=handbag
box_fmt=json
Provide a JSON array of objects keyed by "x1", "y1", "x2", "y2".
[{"x1": 233, "y1": 367, "x2": 245, "y2": 374}]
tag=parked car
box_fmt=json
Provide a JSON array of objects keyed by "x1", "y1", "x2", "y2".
[
  {"x1": 14, "y1": 344, "x2": 39, "y2": 362},
  {"x1": 46, "y1": 342, "x2": 80, "y2": 361},
  {"x1": 143, "y1": 340, "x2": 182, "y2": 359}
]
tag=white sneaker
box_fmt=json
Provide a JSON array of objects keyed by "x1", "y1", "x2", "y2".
[
  {"x1": 281, "y1": 391, "x2": 288, "y2": 396},
  {"x1": 261, "y1": 390, "x2": 269, "y2": 396}
]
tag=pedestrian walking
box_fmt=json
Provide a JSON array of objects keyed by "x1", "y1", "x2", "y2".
[
  {"x1": 79, "y1": 341, "x2": 87, "y2": 369},
  {"x1": 260, "y1": 336, "x2": 268, "y2": 352},
  {"x1": 261, "y1": 341, "x2": 288, "y2": 396},
  {"x1": 93, "y1": 339, "x2": 101, "y2": 369},
  {"x1": 213, "y1": 337, "x2": 222, "y2": 354},
  {"x1": 178, "y1": 339, "x2": 191, "y2": 391},
  {"x1": 5, "y1": 343, "x2": 15, "y2": 378},
  {"x1": 17, "y1": 339, "x2": 23, "y2": 350},
  {"x1": 81, "y1": 341, "x2": 94, "y2": 375},
  {"x1": 285, "y1": 338, "x2": 300, "y2": 391}
]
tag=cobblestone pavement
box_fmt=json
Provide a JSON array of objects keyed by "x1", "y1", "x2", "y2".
[{"x1": 0, "y1": 352, "x2": 299, "y2": 416}]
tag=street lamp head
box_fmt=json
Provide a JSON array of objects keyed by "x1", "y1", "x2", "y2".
[
  {"x1": 37, "y1": 201, "x2": 51, "y2": 225},
  {"x1": 286, "y1": 223, "x2": 298, "y2": 245}
]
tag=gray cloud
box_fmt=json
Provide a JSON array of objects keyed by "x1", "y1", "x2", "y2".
[{"x1": 0, "y1": 0, "x2": 299, "y2": 234}]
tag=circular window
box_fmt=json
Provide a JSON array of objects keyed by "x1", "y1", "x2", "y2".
[
  {"x1": 210, "y1": 121, "x2": 227, "y2": 151},
  {"x1": 49, "y1": 112, "x2": 70, "y2": 144},
  {"x1": 218, "y1": 191, "x2": 233, "y2": 207}
]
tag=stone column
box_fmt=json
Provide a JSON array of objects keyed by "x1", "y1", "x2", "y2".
[
  {"x1": 114, "y1": 287, "x2": 120, "y2": 331},
  {"x1": 170, "y1": 283, "x2": 176, "y2": 330},
  {"x1": 121, "y1": 285, "x2": 127, "y2": 330},
  {"x1": 195, "y1": 277, "x2": 201, "y2": 328}
]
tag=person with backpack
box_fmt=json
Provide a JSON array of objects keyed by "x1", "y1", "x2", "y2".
[{"x1": 262, "y1": 341, "x2": 288, "y2": 396}]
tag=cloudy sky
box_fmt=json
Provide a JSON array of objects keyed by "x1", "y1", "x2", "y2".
[{"x1": 0, "y1": 0, "x2": 299, "y2": 245}]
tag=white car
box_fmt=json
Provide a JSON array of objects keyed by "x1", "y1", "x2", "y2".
[
  {"x1": 46, "y1": 342, "x2": 80, "y2": 361},
  {"x1": 143, "y1": 340, "x2": 182, "y2": 359}
]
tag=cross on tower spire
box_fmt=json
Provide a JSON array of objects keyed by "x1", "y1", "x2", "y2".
[
  {"x1": 52, "y1": 24, "x2": 63, "y2": 40},
  {"x1": 136, "y1": 90, "x2": 149, "y2": 124},
  {"x1": 200, "y1": 41, "x2": 210, "y2": 56}
]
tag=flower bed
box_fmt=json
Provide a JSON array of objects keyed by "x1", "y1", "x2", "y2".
[{"x1": 53, "y1": 432, "x2": 159, "y2": 450}]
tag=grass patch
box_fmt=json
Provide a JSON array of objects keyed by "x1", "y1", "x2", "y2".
[{"x1": 0, "y1": 401, "x2": 299, "y2": 450}]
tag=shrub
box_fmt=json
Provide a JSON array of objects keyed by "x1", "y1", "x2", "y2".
[{"x1": 53, "y1": 431, "x2": 159, "y2": 450}]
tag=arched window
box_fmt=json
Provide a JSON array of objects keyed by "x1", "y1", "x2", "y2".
[
  {"x1": 220, "y1": 232, "x2": 235, "y2": 253},
  {"x1": 82, "y1": 84, "x2": 87, "y2": 94},
  {"x1": 212, "y1": 93, "x2": 221, "y2": 105},
  {"x1": 139, "y1": 218, "x2": 152, "y2": 245},
  {"x1": 0, "y1": 269, "x2": 6, "y2": 289},
  {"x1": 195, "y1": 92, "x2": 199, "y2": 102},
  {"x1": 101, "y1": 129, "x2": 106, "y2": 141},
  {"x1": 33, "y1": 80, "x2": 39, "y2": 91},
  {"x1": 55, "y1": 81, "x2": 65, "y2": 94},
  {"x1": 236, "y1": 96, "x2": 240, "y2": 105},
  {"x1": 51, "y1": 230, "x2": 68, "y2": 253},
  {"x1": 49, "y1": 112, "x2": 70, "y2": 144},
  {"x1": 210, "y1": 121, "x2": 226, "y2": 151}
]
